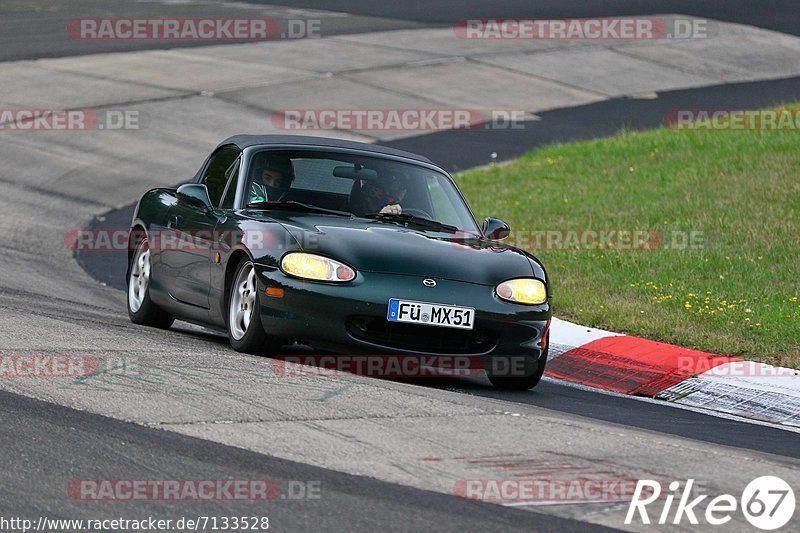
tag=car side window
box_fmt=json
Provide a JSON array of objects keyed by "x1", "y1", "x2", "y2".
[
  {"x1": 426, "y1": 175, "x2": 470, "y2": 229},
  {"x1": 200, "y1": 147, "x2": 240, "y2": 207},
  {"x1": 220, "y1": 157, "x2": 241, "y2": 209}
]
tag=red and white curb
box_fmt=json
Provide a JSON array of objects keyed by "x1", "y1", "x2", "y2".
[{"x1": 547, "y1": 318, "x2": 800, "y2": 428}]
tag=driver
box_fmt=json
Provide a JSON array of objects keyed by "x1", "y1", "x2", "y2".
[
  {"x1": 249, "y1": 153, "x2": 294, "y2": 204},
  {"x1": 356, "y1": 172, "x2": 408, "y2": 215}
]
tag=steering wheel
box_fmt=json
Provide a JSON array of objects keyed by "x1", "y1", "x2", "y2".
[{"x1": 400, "y1": 207, "x2": 433, "y2": 219}]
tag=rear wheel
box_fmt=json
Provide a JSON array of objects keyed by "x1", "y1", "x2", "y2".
[
  {"x1": 127, "y1": 238, "x2": 174, "y2": 329},
  {"x1": 227, "y1": 258, "x2": 281, "y2": 355},
  {"x1": 487, "y1": 341, "x2": 548, "y2": 390}
]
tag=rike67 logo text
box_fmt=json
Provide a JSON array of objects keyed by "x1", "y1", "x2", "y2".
[{"x1": 626, "y1": 476, "x2": 795, "y2": 530}]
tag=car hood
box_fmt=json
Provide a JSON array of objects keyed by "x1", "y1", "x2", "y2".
[{"x1": 247, "y1": 212, "x2": 538, "y2": 285}]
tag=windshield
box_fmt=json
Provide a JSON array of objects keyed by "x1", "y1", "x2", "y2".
[{"x1": 243, "y1": 149, "x2": 481, "y2": 234}]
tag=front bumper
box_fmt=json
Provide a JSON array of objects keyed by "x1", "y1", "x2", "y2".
[{"x1": 254, "y1": 265, "x2": 551, "y2": 363}]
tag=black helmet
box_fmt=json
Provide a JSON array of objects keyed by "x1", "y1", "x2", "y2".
[
  {"x1": 252, "y1": 152, "x2": 294, "y2": 180},
  {"x1": 372, "y1": 171, "x2": 408, "y2": 204},
  {"x1": 249, "y1": 152, "x2": 295, "y2": 202}
]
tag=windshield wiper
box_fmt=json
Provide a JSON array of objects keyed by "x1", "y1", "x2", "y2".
[
  {"x1": 364, "y1": 212, "x2": 459, "y2": 233},
  {"x1": 246, "y1": 200, "x2": 353, "y2": 217}
]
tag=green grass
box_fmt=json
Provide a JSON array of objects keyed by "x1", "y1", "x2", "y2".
[{"x1": 456, "y1": 107, "x2": 800, "y2": 364}]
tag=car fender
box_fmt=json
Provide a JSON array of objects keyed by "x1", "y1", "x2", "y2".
[
  {"x1": 209, "y1": 217, "x2": 302, "y2": 326},
  {"x1": 127, "y1": 188, "x2": 178, "y2": 279}
]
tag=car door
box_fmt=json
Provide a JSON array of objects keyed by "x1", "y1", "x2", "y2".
[
  {"x1": 166, "y1": 146, "x2": 240, "y2": 309},
  {"x1": 206, "y1": 156, "x2": 246, "y2": 326}
]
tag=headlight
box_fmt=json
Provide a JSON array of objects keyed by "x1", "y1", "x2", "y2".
[
  {"x1": 281, "y1": 252, "x2": 355, "y2": 282},
  {"x1": 496, "y1": 278, "x2": 547, "y2": 305}
]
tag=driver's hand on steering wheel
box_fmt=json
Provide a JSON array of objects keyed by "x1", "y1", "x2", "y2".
[{"x1": 379, "y1": 204, "x2": 402, "y2": 215}]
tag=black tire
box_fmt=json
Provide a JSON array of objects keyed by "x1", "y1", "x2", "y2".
[
  {"x1": 127, "y1": 238, "x2": 174, "y2": 329},
  {"x1": 487, "y1": 340, "x2": 549, "y2": 390},
  {"x1": 227, "y1": 258, "x2": 282, "y2": 355}
]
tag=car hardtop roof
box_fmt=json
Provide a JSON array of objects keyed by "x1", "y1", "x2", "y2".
[{"x1": 219, "y1": 135, "x2": 434, "y2": 165}]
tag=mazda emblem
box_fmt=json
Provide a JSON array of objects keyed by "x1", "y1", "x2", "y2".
[{"x1": 423, "y1": 278, "x2": 437, "y2": 287}]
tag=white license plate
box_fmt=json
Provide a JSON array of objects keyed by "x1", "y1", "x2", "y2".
[{"x1": 387, "y1": 299, "x2": 475, "y2": 330}]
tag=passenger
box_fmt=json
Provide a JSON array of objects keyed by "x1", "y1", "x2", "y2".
[{"x1": 351, "y1": 172, "x2": 408, "y2": 216}]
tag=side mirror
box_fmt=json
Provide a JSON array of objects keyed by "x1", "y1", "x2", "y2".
[
  {"x1": 177, "y1": 183, "x2": 213, "y2": 211},
  {"x1": 483, "y1": 217, "x2": 510, "y2": 240}
]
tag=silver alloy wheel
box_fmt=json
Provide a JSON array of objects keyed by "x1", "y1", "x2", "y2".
[
  {"x1": 229, "y1": 262, "x2": 257, "y2": 341},
  {"x1": 128, "y1": 242, "x2": 151, "y2": 313}
]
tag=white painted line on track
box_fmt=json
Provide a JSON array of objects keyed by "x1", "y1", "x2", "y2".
[{"x1": 541, "y1": 376, "x2": 800, "y2": 435}]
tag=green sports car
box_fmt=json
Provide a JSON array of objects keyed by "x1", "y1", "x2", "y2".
[{"x1": 127, "y1": 135, "x2": 551, "y2": 389}]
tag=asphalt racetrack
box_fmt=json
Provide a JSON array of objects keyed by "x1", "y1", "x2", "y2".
[{"x1": 1, "y1": 1, "x2": 799, "y2": 531}]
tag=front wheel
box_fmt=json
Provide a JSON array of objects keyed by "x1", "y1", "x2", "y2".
[
  {"x1": 127, "y1": 238, "x2": 174, "y2": 329},
  {"x1": 486, "y1": 342, "x2": 548, "y2": 390},
  {"x1": 227, "y1": 258, "x2": 281, "y2": 355}
]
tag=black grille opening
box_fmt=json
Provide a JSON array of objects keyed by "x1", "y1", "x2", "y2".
[{"x1": 346, "y1": 315, "x2": 496, "y2": 354}]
